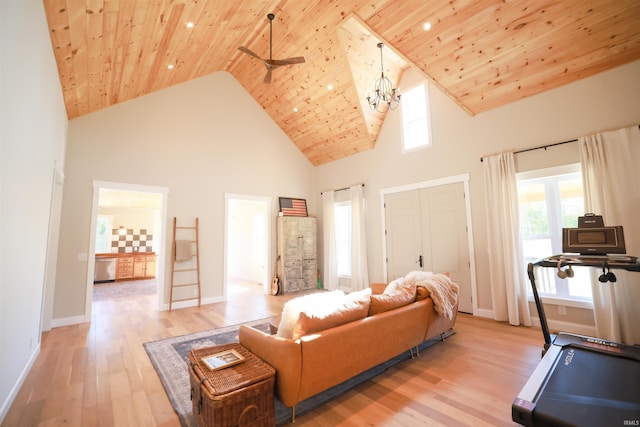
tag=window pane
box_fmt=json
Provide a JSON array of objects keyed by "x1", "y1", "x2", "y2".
[
  {"x1": 95, "y1": 216, "x2": 112, "y2": 253},
  {"x1": 517, "y1": 168, "x2": 589, "y2": 300},
  {"x1": 334, "y1": 203, "x2": 352, "y2": 276},
  {"x1": 568, "y1": 267, "x2": 592, "y2": 298},
  {"x1": 559, "y1": 178, "x2": 583, "y2": 227},
  {"x1": 253, "y1": 213, "x2": 264, "y2": 262},
  {"x1": 405, "y1": 119, "x2": 428, "y2": 150},
  {"x1": 402, "y1": 84, "x2": 431, "y2": 151},
  {"x1": 403, "y1": 87, "x2": 426, "y2": 120},
  {"x1": 518, "y1": 183, "x2": 549, "y2": 238}
]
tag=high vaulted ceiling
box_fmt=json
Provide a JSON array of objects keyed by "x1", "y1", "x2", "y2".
[{"x1": 43, "y1": 0, "x2": 640, "y2": 166}]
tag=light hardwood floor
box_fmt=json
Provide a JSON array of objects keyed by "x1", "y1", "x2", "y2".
[{"x1": 2, "y1": 281, "x2": 543, "y2": 426}]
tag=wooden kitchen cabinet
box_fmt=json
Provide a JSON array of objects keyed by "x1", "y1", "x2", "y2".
[
  {"x1": 116, "y1": 255, "x2": 134, "y2": 280},
  {"x1": 117, "y1": 253, "x2": 156, "y2": 280},
  {"x1": 133, "y1": 253, "x2": 156, "y2": 278}
]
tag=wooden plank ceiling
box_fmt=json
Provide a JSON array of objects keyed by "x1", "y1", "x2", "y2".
[{"x1": 43, "y1": 0, "x2": 640, "y2": 166}]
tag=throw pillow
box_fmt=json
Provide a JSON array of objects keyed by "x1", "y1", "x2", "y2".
[
  {"x1": 383, "y1": 277, "x2": 405, "y2": 294},
  {"x1": 276, "y1": 290, "x2": 345, "y2": 339},
  {"x1": 344, "y1": 287, "x2": 372, "y2": 301},
  {"x1": 369, "y1": 283, "x2": 417, "y2": 316},
  {"x1": 416, "y1": 286, "x2": 430, "y2": 300},
  {"x1": 292, "y1": 298, "x2": 370, "y2": 340}
]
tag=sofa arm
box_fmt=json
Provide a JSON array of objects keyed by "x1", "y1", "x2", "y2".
[{"x1": 238, "y1": 325, "x2": 302, "y2": 408}]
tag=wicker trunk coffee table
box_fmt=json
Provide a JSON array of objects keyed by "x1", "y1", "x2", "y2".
[{"x1": 188, "y1": 343, "x2": 276, "y2": 426}]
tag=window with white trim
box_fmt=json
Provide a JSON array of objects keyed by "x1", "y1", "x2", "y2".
[
  {"x1": 334, "y1": 201, "x2": 352, "y2": 277},
  {"x1": 401, "y1": 83, "x2": 432, "y2": 152},
  {"x1": 95, "y1": 215, "x2": 113, "y2": 253},
  {"x1": 517, "y1": 164, "x2": 591, "y2": 300}
]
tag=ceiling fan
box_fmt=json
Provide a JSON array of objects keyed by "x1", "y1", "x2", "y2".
[{"x1": 238, "y1": 13, "x2": 305, "y2": 84}]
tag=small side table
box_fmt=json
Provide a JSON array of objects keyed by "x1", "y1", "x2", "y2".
[{"x1": 189, "y1": 343, "x2": 275, "y2": 427}]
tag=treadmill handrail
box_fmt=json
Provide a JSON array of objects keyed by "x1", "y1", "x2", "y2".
[
  {"x1": 528, "y1": 262, "x2": 552, "y2": 350},
  {"x1": 527, "y1": 254, "x2": 640, "y2": 353}
]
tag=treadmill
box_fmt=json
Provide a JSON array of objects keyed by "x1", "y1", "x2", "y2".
[{"x1": 512, "y1": 254, "x2": 640, "y2": 427}]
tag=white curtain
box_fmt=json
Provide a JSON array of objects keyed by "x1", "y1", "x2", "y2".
[
  {"x1": 322, "y1": 190, "x2": 338, "y2": 290},
  {"x1": 482, "y1": 152, "x2": 531, "y2": 326},
  {"x1": 350, "y1": 184, "x2": 369, "y2": 291},
  {"x1": 579, "y1": 125, "x2": 640, "y2": 344}
]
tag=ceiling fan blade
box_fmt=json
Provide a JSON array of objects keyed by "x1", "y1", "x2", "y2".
[
  {"x1": 238, "y1": 46, "x2": 265, "y2": 62},
  {"x1": 266, "y1": 57, "x2": 306, "y2": 66},
  {"x1": 264, "y1": 68, "x2": 272, "y2": 84}
]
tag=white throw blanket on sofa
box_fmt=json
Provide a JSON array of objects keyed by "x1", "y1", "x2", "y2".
[{"x1": 405, "y1": 271, "x2": 459, "y2": 320}]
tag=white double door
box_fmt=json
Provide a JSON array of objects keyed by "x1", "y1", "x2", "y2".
[{"x1": 384, "y1": 182, "x2": 473, "y2": 313}]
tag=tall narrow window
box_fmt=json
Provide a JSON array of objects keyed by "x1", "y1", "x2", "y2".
[
  {"x1": 253, "y1": 212, "x2": 265, "y2": 263},
  {"x1": 334, "y1": 201, "x2": 352, "y2": 277},
  {"x1": 401, "y1": 83, "x2": 432, "y2": 152},
  {"x1": 517, "y1": 164, "x2": 590, "y2": 300},
  {"x1": 95, "y1": 215, "x2": 113, "y2": 253}
]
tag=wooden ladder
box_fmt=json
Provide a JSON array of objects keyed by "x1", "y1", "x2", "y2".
[{"x1": 169, "y1": 217, "x2": 201, "y2": 311}]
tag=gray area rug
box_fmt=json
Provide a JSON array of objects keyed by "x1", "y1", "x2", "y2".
[{"x1": 143, "y1": 319, "x2": 454, "y2": 426}]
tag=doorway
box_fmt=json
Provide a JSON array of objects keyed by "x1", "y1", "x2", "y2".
[
  {"x1": 381, "y1": 174, "x2": 477, "y2": 314},
  {"x1": 224, "y1": 194, "x2": 271, "y2": 297},
  {"x1": 85, "y1": 181, "x2": 169, "y2": 320}
]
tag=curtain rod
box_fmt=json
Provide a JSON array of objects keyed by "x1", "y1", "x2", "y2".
[
  {"x1": 480, "y1": 125, "x2": 639, "y2": 163},
  {"x1": 320, "y1": 183, "x2": 364, "y2": 195},
  {"x1": 480, "y1": 138, "x2": 577, "y2": 163}
]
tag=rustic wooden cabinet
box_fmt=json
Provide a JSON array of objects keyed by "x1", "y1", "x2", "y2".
[
  {"x1": 277, "y1": 216, "x2": 317, "y2": 293},
  {"x1": 117, "y1": 253, "x2": 156, "y2": 280}
]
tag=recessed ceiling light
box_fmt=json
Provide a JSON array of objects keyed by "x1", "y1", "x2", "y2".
[
  {"x1": 186, "y1": 22, "x2": 195, "y2": 29},
  {"x1": 167, "y1": 64, "x2": 174, "y2": 70},
  {"x1": 293, "y1": 107, "x2": 299, "y2": 112},
  {"x1": 423, "y1": 21, "x2": 432, "y2": 31},
  {"x1": 327, "y1": 84, "x2": 333, "y2": 91}
]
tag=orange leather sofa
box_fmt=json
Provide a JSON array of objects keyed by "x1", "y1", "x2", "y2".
[{"x1": 238, "y1": 282, "x2": 458, "y2": 420}]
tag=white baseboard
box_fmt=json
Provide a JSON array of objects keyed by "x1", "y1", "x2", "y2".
[
  {"x1": 530, "y1": 316, "x2": 596, "y2": 337},
  {"x1": 50, "y1": 314, "x2": 87, "y2": 328},
  {"x1": 0, "y1": 343, "x2": 40, "y2": 424},
  {"x1": 160, "y1": 295, "x2": 225, "y2": 311},
  {"x1": 468, "y1": 309, "x2": 595, "y2": 336},
  {"x1": 475, "y1": 308, "x2": 494, "y2": 318}
]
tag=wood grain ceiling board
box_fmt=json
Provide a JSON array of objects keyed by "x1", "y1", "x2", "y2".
[
  {"x1": 43, "y1": 0, "x2": 640, "y2": 166},
  {"x1": 365, "y1": 0, "x2": 640, "y2": 115}
]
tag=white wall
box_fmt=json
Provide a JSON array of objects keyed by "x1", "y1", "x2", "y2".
[
  {"x1": 0, "y1": 0, "x2": 68, "y2": 420},
  {"x1": 54, "y1": 71, "x2": 315, "y2": 323},
  {"x1": 313, "y1": 60, "x2": 640, "y2": 319}
]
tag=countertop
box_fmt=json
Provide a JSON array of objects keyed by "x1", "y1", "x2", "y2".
[{"x1": 95, "y1": 252, "x2": 156, "y2": 258}]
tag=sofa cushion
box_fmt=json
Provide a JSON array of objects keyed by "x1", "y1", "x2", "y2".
[
  {"x1": 276, "y1": 290, "x2": 345, "y2": 339},
  {"x1": 369, "y1": 283, "x2": 417, "y2": 316},
  {"x1": 292, "y1": 297, "x2": 370, "y2": 340}
]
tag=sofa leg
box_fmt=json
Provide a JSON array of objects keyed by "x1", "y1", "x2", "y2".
[
  {"x1": 409, "y1": 346, "x2": 420, "y2": 359},
  {"x1": 291, "y1": 406, "x2": 296, "y2": 423},
  {"x1": 440, "y1": 332, "x2": 445, "y2": 342}
]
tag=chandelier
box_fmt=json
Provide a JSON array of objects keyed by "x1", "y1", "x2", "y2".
[{"x1": 366, "y1": 43, "x2": 401, "y2": 112}]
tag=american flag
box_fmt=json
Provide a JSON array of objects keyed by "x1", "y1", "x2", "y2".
[{"x1": 279, "y1": 197, "x2": 307, "y2": 216}]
